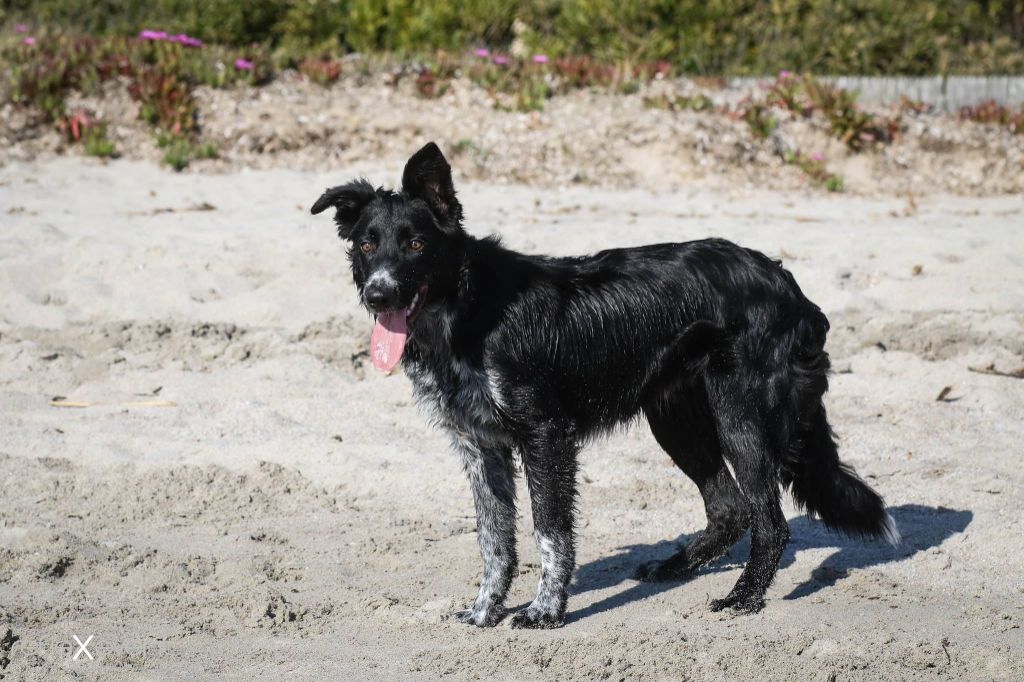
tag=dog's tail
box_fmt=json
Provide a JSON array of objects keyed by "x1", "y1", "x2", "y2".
[{"x1": 781, "y1": 312, "x2": 900, "y2": 546}]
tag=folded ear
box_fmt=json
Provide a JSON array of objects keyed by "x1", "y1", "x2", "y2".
[
  {"x1": 401, "y1": 142, "x2": 463, "y2": 232},
  {"x1": 311, "y1": 179, "x2": 377, "y2": 239}
]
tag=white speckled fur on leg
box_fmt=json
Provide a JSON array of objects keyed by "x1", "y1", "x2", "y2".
[
  {"x1": 452, "y1": 438, "x2": 518, "y2": 627},
  {"x1": 511, "y1": 530, "x2": 574, "y2": 628},
  {"x1": 510, "y1": 436, "x2": 579, "y2": 629}
]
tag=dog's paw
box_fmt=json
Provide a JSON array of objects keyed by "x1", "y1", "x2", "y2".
[
  {"x1": 634, "y1": 559, "x2": 690, "y2": 583},
  {"x1": 709, "y1": 593, "x2": 765, "y2": 614},
  {"x1": 453, "y1": 605, "x2": 506, "y2": 627},
  {"x1": 508, "y1": 606, "x2": 564, "y2": 629}
]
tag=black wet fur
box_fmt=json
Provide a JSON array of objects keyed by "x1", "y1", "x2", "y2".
[{"x1": 311, "y1": 142, "x2": 898, "y2": 628}]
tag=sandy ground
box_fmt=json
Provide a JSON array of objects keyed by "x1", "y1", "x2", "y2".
[
  {"x1": 5, "y1": 73, "x2": 1024, "y2": 196},
  {"x1": 1, "y1": 156, "x2": 1022, "y2": 680}
]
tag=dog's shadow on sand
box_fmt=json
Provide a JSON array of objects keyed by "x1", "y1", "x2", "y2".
[{"x1": 567, "y1": 504, "x2": 972, "y2": 624}]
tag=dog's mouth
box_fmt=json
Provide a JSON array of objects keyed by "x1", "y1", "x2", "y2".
[{"x1": 369, "y1": 283, "x2": 428, "y2": 372}]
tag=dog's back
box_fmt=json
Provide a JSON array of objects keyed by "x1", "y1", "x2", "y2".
[{"x1": 460, "y1": 238, "x2": 824, "y2": 429}]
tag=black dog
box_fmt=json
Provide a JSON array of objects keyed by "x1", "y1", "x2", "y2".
[{"x1": 311, "y1": 142, "x2": 898, "y2": 628}]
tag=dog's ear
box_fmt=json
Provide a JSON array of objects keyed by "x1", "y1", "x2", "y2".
[
  {"x1": 401, "y1": 142, "x2": 463, "y2": 232},
  {"x1": 311, "y1": 179, "x2": 377, "y2": 240}
]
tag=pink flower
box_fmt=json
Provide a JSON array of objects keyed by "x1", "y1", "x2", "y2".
[
  {"x1": 139, "y1": 30, "x2": 168, "y2": 41},
  {"x1": 234, "y1": 58, "x2": 254, "y2": 71},
  {"x1": 22, "y1": 37, "x2": 35, "y2": 46},
  {"x1": 15, "y1": 24, "x2": 28, "y2": 33},
  {"x1": 492, "y1": 55, "x2": 509, "y2": 66},
  {"x1": 172, "y1": 34, "x2": 203, "y2": 47},
  {"x1": 532, "y1": 54, "x2": 548, "y2": 64},
  {"x1": 779, "y1": 70, "x2": 792, "y2": 79},
  {"x1": 810, "y1": 152, "x2": 824, "y2": 162},
  {"x1": 473, "y1": 48, "x2": 489, "y2": 58}
]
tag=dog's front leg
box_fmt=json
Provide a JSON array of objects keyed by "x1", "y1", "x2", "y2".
[
  {"x1": 510, "y1": 436, "x2": 579, "y2": 629},
  {"x1": 453, "y1": 439, "x2": 517, "y2": 627}
]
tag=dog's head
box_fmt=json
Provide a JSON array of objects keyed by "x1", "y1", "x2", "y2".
[
  {"x1": 311, "y1": 142, "x2": 465, "y2": 370},
  {"x1": 311, "y1": 142, "x2": 465, "y2": 314}
]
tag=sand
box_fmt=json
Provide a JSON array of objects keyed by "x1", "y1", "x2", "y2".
[
  {"x1": 0, "y1": 156, "x2": 1022, "y2": 680},
  {"x1": 5, "y1": 73, "x2": 1024, "y2": 197}
]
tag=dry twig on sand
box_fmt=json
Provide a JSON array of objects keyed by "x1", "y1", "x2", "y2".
[{"x1": 967, "y1": 363, "x2": 1024, "y2": 379}]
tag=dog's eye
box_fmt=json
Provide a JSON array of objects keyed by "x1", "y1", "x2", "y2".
[
  {"x1": 408, "y1": 239, "x2": 425, "y2": 252},
  {"x1": 360, "y1": 241, "x2": 376, "y2": 254}
]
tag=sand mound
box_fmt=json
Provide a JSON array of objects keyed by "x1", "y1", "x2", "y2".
[{"x1": 3, "y1": 74, "x2": 1023, "y2": 196}]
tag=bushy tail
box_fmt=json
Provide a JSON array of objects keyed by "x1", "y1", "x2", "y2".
[
  {"x1": 782, "y1": 312, "x2": 900, "y2": 545},
  {"x1": 787, "y1": 406, "x2": 900, "y2": 545}
]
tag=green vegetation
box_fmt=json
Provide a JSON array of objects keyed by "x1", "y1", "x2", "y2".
[
  {"x1": 785, "y1": 151, "x2": 844, "y2": 192},
  {"x1": 2, "y1": 30, "x2": 255, "y2": 168},
  {"x1": 155, "y1": 131, "x2": 217, "y2": 171},
  {"x1": 82, "y1": 124, "x2": 116, "y2": 157},
  {"x1": 740, "y1": 102, "x2": 779, "y2": 140},
  {"x1": 160, "y1": 137, "x2": 191, "y2": 171},
  {"x1": 194, "y1": 141, "x2": 218, "y2": 160},
  {"x1": 2, "y1": 0, "x2": 1023, "y2": 74},
  {"x1": 3, "y1": 2, "x2": 1021, "y2": 178},
  {"x1": 644, "y1": 93, "x2": 715, "y2": 112},
  {"x1": 765, "y1": 73, "x2": 901, "y2": 151}
]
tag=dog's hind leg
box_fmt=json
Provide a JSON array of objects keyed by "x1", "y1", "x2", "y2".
[
  {"x1": 705, "y1": 378, "x2": 790, "y2": 614},
  {"x1": 453, "y1": 438, "x2": 518, "y2": 627},
  {"x1": 510, "y1": 429, "x2": 579, "y2": 629},
  {"x1": 635, "y1": 388, "x2": 749, "y2": 582}
]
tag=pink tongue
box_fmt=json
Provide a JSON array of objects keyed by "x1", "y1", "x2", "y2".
[{"x1": 370, "y1": 309, "x2": 409, "y2": 372}]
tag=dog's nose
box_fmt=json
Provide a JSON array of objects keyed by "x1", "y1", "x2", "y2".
[{"x1": 364, "y1": 286, "x2": 397, "y2": 312}]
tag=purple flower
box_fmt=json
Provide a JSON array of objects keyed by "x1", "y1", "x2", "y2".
[
  {"x1": 532, "y1": 54, "x2": 549, "y2": 64},
  {"x1": 139, "y1": 30, "x2": 168, "y2": 41},
  {"x1": 810, "y1": 152, "x2": 824, "y2": 162},
  {"x1": 22, "y1": 36, "x2": 35, "y2": 46},
  {"x1": 234, "y1": 58, "x2": 254, "y2": 71},
  {"x1": 15, "y1": 24, "x2": 28, "y2": 33},
  {"x1": 492, "y1": 55, "x2": 509, "y2": 66},
  {"x1": 172, "y1": 34, "x2": 203, "y2": 47},
  {"x1": 473, "y1": 48, "x2": 489, "y2": 58}
]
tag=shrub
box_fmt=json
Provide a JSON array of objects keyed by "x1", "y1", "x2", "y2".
[
  {"x1": 4, "y1": 0, "x2": 1022, "y2": 75},
  {"x1": 785, "y1": 151, "x2": 844, "y2": 191},
  {"x1": 83, "y1": 124, "x2": 116, "y2": 157},
  {"x1": 159, "y1": 135, "x2": 192, "y2": 171},
  {"x1": 128, "y1": 66, "x2": 195, "y2": 134},
  {"x1": 960, "y1": 100, "x2": 1024, "y2": 134},
  {"x1": 194, "y1": 141, "x2": 219, "y2": 159},
  {"x1": 766, "y1": 73, "x2": 901, "y2": 151},
  {"x1": 155, "y1": 133, "x2": 218, "y2": 170},
  {"x1": 298, "y1": 56, "x2": 342, "y2": 86},
  {"x1": 519, "y1": 0, "x2": 1024, "y2": 75},
  {"x1": 800, "y1": 77, "x2": 900, "y2": 151},
  {"x1": 643, "y1": 94, "x2": 715, "y2": 112},
  {"x1": 513, "y1": 73, "x2": 548, "y2": 111},
  {"x1": 738, "y1": 100, "x2": 778, "y2": 139},
  {"x1": 3, "y1": 31, "x2": 271, "y2": 123}
]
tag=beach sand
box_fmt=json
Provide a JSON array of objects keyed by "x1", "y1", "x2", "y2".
[{"x1": 1, "y1": 156, "x2": 1022, "y2": 679}]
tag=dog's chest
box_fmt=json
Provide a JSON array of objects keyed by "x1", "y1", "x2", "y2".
[{"x1": 406, "y1": 357, "x2": 506, "y2": 444}]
